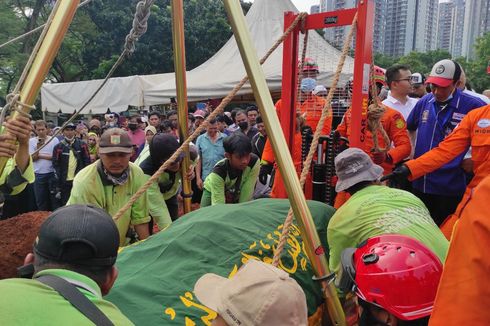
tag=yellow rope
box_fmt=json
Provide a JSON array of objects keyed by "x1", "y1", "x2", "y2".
[
  {"x1": 112, "y1": 12, "x2": 308, "y2": 221},
  {"x1": 272, "y1": 13, "x2": 358, "y2": 267}
]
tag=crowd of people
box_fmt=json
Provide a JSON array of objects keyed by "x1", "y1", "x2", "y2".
[{"x1": 0, "y1": 56, "x2": 489, "y2": 325}]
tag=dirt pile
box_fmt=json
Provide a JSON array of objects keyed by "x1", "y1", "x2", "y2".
[{"x1": 0, "y1": 211, "x2": 50, "y2": 279}]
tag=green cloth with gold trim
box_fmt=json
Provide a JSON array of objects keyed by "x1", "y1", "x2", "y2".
[{"x1": 107, "y1": 199, "x2": 334, "y2": 325}]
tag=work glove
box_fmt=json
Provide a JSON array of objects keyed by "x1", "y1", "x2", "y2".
[
  {"x1": 259, "y1": 164, "x2": 273, "y2": 185},
  {"x1": 382, "y1": 164, "x2": 410, "y2": 183},
  {"x1": 372, "y1": 151, "x2": 387, "y2": 165}
]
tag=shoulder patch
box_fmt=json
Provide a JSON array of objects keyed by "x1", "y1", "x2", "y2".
[
  {"x1": 477, "y1": 118, "x2": 490, "y2": 128},
  {"x1": 395, "y1": 118, "x2": 405, "y2": 129}
]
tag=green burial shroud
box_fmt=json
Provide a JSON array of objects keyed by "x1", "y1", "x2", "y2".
[{"x1": 107, "y1": 198, "x2": 335, "y2": 325}]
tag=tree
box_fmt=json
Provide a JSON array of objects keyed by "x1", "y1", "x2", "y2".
[
  {"x1": 0, "y1": 0, "x2": 253, "y2": 103},
  {"x1": 464, "y1": 32, "x2": 490, "y2": 92}
]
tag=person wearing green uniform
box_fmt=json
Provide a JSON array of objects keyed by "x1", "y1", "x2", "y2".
[
  {"x1": 68, "y1": 128, "x2": 150, "y2": 245},
  {"x1": 201, "y1": 133, "x2": 260, "y2": 207},
  {"x1": 0, "y1": 115, "x2": 34, "y2": 197},
  {"x1": 139, "y1": 133, "x2": 197, "y2": 229},
  {"x1": 0, "y1": 204, "x2": 133, "y2": 325},
  {"x1": 327, "y1": 148, "x2": 448, "y2": 276}
]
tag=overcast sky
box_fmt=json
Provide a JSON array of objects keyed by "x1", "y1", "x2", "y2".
[
  {"x1": 248, "y1": 0, "x2": 320, "y2": 13},
  {"x1": 291, "y1": 0, "x2": 320, "y2": 12}
]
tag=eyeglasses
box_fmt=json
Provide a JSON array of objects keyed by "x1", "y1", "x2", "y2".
[{"x1": 395, "y1": 78, "x2": 412, "y2": 83}]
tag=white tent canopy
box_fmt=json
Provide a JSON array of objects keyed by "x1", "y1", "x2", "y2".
[{"x1": 41, "y1": 0, "x2": 354, "y2": 113}]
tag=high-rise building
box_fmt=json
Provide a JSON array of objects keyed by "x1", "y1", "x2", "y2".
[
  {"x1": 436, "y1": 0, "x2": 465, "y2": 58},
  {"x1": 322, "y1": 0, "x2": 386, "y2": 53},
  {"x1": 384, "y1": 0, "x2": 439, "y2": 57},
  {"x1": 310, "y1": 5, "x2": 320, "y2": 14},
  {"x1": 451, "y1": 0, "x2": 466, "y2": 58},
  {"x1": 462, "y1": 0, "x2": 490, "y2": 59},
  {"x1": 437, "y1": 1, "x2": 454, "y2": 52}
]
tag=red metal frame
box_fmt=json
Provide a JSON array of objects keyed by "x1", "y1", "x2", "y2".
[{"x1": 281, "y1": 1, "x2": 374, "y2": 150}]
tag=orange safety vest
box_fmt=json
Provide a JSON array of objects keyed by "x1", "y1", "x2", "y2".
[
  {"x1": 429, "y1": 175, "x2": 490, "y2": 325},
  {"x1": 406, "y1": 104, "x2": 490, "y2": 239},
  {"x1": 337, "y1": 105, "x2": 411, "y2": 175}
]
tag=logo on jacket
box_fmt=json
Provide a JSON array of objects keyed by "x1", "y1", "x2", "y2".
[
  {"x1": 422, "y1": 110, "x2": 429, "y2": 123},
  {"x1": 477, "y1": 119, "x2": 490, "y2": 128}
]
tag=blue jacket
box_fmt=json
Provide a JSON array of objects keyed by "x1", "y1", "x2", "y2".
[{"x1": 407, "y1": 88, "x2": 486, "y2": 195}]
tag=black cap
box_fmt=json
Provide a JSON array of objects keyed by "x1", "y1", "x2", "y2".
[
  {"x1": 63, "y1": 123, "x2": 76, "y2": 130},
  {"x1": 149, "y1": 133, "x2": 181, "y2": 164},
  {"x1": 34, "y1": 205, "x2": 119, "y2": 267}
]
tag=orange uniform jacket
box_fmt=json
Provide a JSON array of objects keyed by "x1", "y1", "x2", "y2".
[
  {"x1": 298, "y1": 95, "x2": 332, "y2": 135},
  {"x1": 406, "y1": 104, "x2": 490, "y2": 238},
  {"x1": 337, "y1": 105, "x2": 411, "y2": 175},
  {"x1": 406, "y1": 104, "x2": 490, "y2": 194},
  {"x1": 429, "y1": 175, "x2": 490, "y2": 325}
]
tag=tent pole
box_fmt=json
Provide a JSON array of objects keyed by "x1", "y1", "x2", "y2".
[
  {"x1": 0, "y1": 0, "x2": 80, "y2": 177},
  {"x1": 222, "y1": 1, "x2": 345, "y2": 325},
  {"x1": 171, "y1": 0, "x2": 192, "y2": 214}
]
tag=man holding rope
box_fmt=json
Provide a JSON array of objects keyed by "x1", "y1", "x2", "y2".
[{"x1": 68, "y1": 128, "x2": 150, "y2": 245}]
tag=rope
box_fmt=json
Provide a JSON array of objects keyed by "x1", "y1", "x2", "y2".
[
  {"x1": 31, "y1": 0, "x2": 155, "y2": 156},
  {"x1": 367, "y1": 63, "x2": 390, "y2": 152},
  {"x1": 272, "y1": 13, "x2": 358, "y2": 267},
  {"x1": 112, "y1": 12, "x2": 308, "y2": 221},
  {"x1": 0, "y1": 0, "x2": 96, "y2": 50}
]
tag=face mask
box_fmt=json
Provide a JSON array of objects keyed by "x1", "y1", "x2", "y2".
[
  {"x1": 128, "y1": 123, "x2": 138, "y2": 131},
  {"x1": 300, "y1": 78, "x2": 317, "y2": 93},
  {"x1": 441, "y1": 93, "x2": 453, "y2": 103},
  {"x1": 238, "y1": 121, "x2": 248, "y2": 130}
]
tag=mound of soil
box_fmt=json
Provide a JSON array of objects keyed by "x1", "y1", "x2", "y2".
[{"x1": 0, "y1": 211, "x2": 50, "y2": 279}]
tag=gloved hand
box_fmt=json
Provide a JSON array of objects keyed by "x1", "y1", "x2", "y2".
[
  {"x1": 384, "y1": 164, "x2": 411, "y2": 183},
  {"x1": 372, "y1": 151, "x2": 387, "y2": 165},
  {"x1": 259, "y1": 164, "x2": 273, "y2": 185}
]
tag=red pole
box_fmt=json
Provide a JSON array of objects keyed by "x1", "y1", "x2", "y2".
[
  {"x1": 349, "y1": 0, "x2": 374, "y2": 149},
  {"x1": 281, "y1": 11, "x2": 300, "y2": 151}
]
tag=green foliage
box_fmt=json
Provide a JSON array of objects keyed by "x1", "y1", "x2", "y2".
[
  {"x1": 0, "y1": 0, "x2": 253, "y2": 103},
  {"x1": 463, "y1": 32, "x2": 490, "y2": 92}
]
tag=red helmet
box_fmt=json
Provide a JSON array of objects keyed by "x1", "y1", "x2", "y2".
[
  {"x1": 300, "y1": 57, "x2": 319, "y2": 73},
  {"x1": 341, "y1": 235, "x2": 443, "y2": 321},
  {"x1": 373, "y1": 65, "x2": 387, "y2": 87}
]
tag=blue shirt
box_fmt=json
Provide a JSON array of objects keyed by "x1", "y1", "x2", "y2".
[
  {"x1": 196, "y1": 132, "x2": 226, "y2": 181},
  {"x1": 407, "y1": 88, "x2": 486, "y2": 195}
]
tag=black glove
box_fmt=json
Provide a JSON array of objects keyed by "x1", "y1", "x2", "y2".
[
  {"x1": 259, "y1": 164, "x2": 273, "y2": 185},
  {"x1": 382, "y1": 164, "x2": 410, "y2": 182}
]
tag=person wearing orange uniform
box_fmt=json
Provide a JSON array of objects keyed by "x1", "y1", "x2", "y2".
[
  {"x1": 260, "y1": 59, "x2": 332, "y2": 199},
  {"x1": 260, "y1": 99, "x2": 304, "y2": 199},
  {"x1": 336, "y1": 106, "x2": 411, "y2": 175},
  {"x1": 429, "y1": 174, "x2": 490, "y2": 325},
  {"x1": 392, "y1": 104, "x2": 490, "y2": 237}
]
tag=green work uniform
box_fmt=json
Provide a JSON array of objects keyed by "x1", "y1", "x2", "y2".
[
  {"x1": 0, "y1": 269, "x2": 133, "y2": 325},
  {"x1": 201, "y1": 154, "x2": 260, "y2": 207},
  {"x1": 145, "y1": 170, "x2": 180, "y2": 229},
  {"x1": 0, "y1": 157, "x2": 34, "y2": 196},
  {"x1": 68, "y1": 161, "x2": 151, "y2": 245},
  {"x1": 327, "y1": 185, "x2": 449, "y2": 275}
]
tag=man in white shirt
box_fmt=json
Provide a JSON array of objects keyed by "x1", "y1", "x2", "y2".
[
  {"x1": 29, "y1": 120, "x2": 59, "y2": 210},
  {"x1": 382, "y1": 64, "x2": 419, "y2": 120},
  {"x1": 457, "y1": 67, "x2": 490, "y2": 105}
]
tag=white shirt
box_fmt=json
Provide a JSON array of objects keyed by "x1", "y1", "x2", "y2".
[
  {"x1": 382, "y1": 91, "x2": 419, "y2": 120},
  {"x1": 29, "y1": 136, "x2": 60, "y2": 174},
  {"x1": 464, "y1": 89, "x2": 490, "y2": 105}
]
